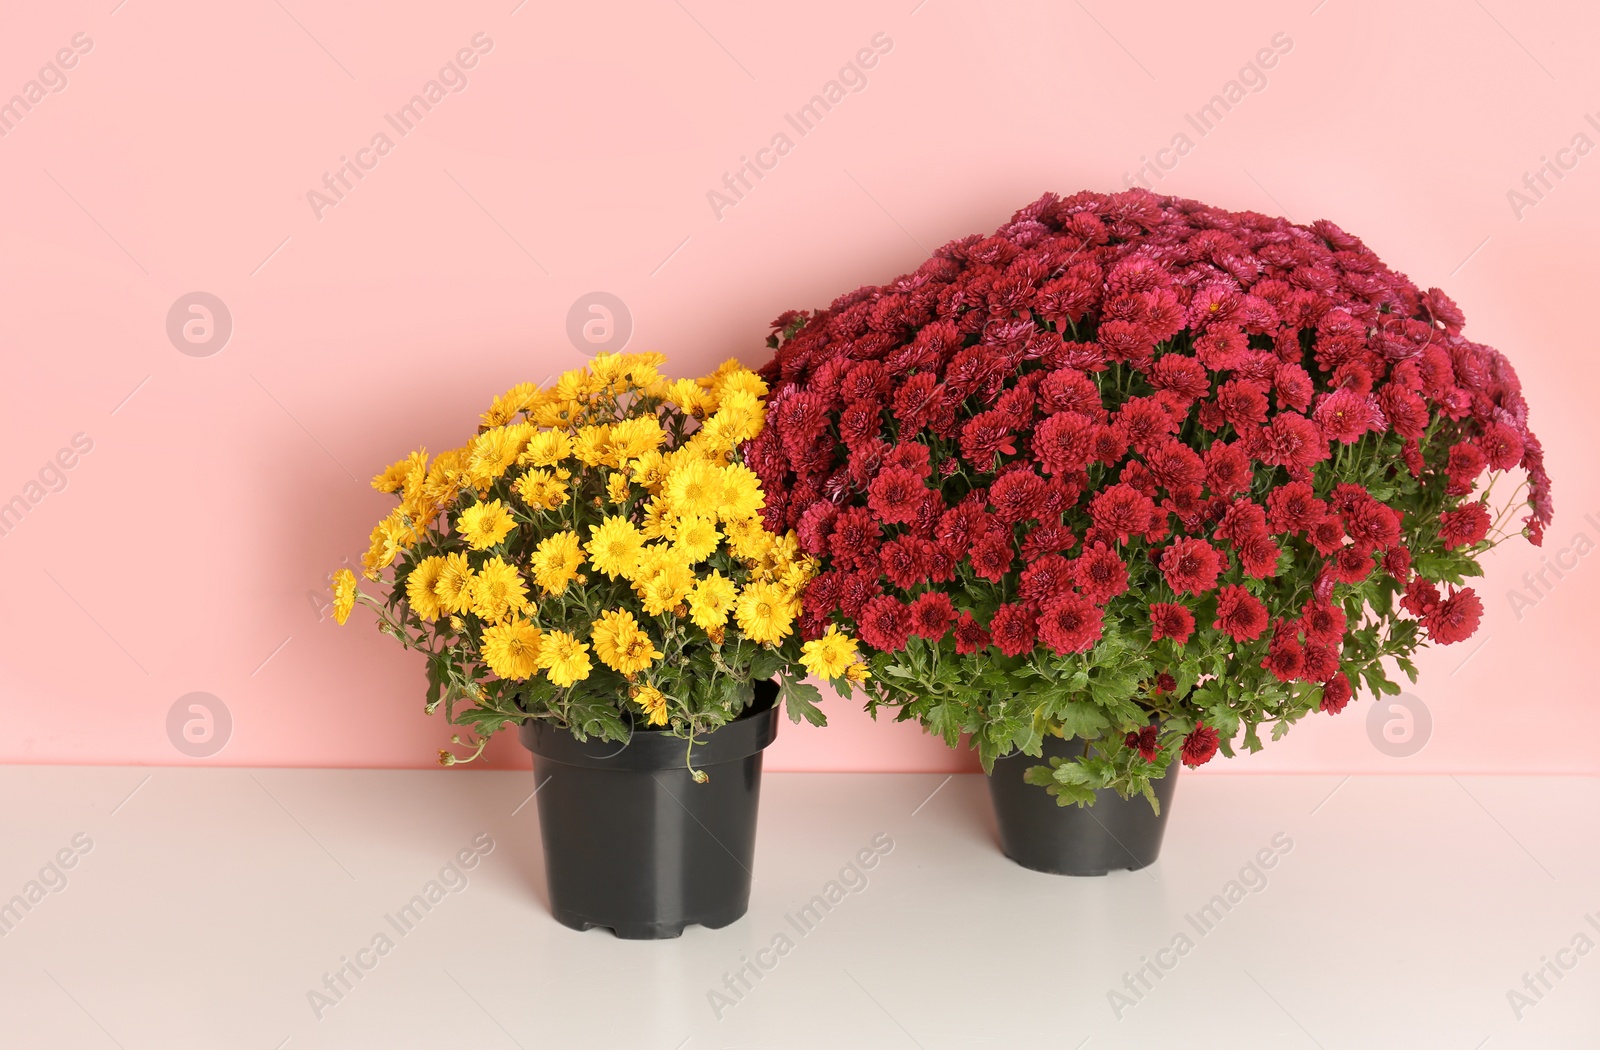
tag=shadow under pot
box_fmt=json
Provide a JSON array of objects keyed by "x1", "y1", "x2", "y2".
[
  {"x1": 986, "y1": 733, "x2": 1178, "y2": 876},
  {"x1": 518, "y1": 680, "x2": 778, "y2": 939}
]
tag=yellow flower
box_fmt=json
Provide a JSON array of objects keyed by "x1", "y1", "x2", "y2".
[
  {"x1": 666, "y1": 460, "x2": 724, "y2": 518},
  {"x1": 634, "y1": 685, "x2": 669, "y2": 727},
  {"x1": 672, "y1": 514, "x2": 721, "y2": 563},
  {"x1": 481, "y1": 618, "x2": 542, "y2": 680},
  {"x1": 467, "y1": 425, "x2": 531, "y2": 487},
  {"x1": 782, "y1": 560, "x2": 817, "y2": 601},
  {"x1": 735, "y1": 581, "x2": 796, "y2": 645},
  {"x1": 591, "y1": 609, "x2": 662, "y2": 676},
  {"x1": 724, "y1": 516, "x2": 775, "y2": 561},
  {"x1": 519, "y1": 430, "x2": 573, "y2": 467},
  {"x1": 470, "y1": 556, "x2": 530, "y2": 622},
  {"x1": 665, "y1": 377, "x2": 712, "y2": 416},
  {"x1": 586, "y1": 516, "x2": 646, "y2": 580},
  {"x1": 421, "y1": 448, "x2": 469, "y2": 511},
  {"x1": 331, "y1": 569, "x2": 358, "y2": 625},
  {"x1": 845, "y1": 661, "x2": 872, "y2": 686},
  {"x1": 710, "y1": 363, "x2": 769, "y2": 403},
  {"x1": 572, "y1": 425, "x2": 612, "y2": 467},
  {"x1": 606, "y1": 473, "x2": 633, "y2": 505},
  {"x1": 406, "y1": 556, "x2": 447, "y2": 621},
  {"x1": 456, "y1": 500, "x2": 517, "y2": 550},
  {"x1": 629, "y1": 449, "x2": 671, "y2": 492},
  {"x1": 606, "y1": 416, "x2": 666, "y2": 465},
  {"x1": 687, "y1": 571, "x2": 737, "y2": 630},
  {"x1": 589, "y1": 352, "x2": 630, "y2": 386},
  {"x1": 433, "y1": 552, "x2": 476, "y2": 615},
  {"x1": 533, "y1": 397, "x2": 584, "y2": 429},
  {"x1": 361, "y1": 509, "x2": 416, "y2": 578},
  {"x1": 801, "y1": 626, "x2": 859, "y2": 681},
  {"x1": 530, "y1": 531, "x2": 584, "y2": 595},
  {"x1": 514, "y1": 468, "x2": 569, "y2": 512},
  {"x1": 482, "y1": 382, "x2": 538, "y2": 427},
  {"x1": 639, "y1": 494, "x2": 674, "y2": 540},
  {"x1": 372, "y1": 452, "x2": 423, "y2": 494},
  {"x1": 717, "y1": 464, "x2": 766, "y2": 522},
  {"x1": 537, "y1": 630, "x2": 592, "y2": 687},
  {"x1": 637, "y1": 560, "x2": 696, "y2": 616}
]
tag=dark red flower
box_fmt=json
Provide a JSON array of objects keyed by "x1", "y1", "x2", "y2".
[
  {"x1": 1145, "y1": 439, "x2": 1206, "y2": 492},
  {"x1": 856, "y1": 596, "x2": 912, "y2": 652},
  {"x1": 1160, "y1": 538, "x2": 1223, "y2": 595},
  {"x1": 1124, "y1": 725, "x2": 1162, "y2": 762},
  {"x1": 1331, "y1": 544, "x2": 1375, "y2": 583},
  {"x1": 1180, "y1": 724, "x2": 1220, "y2": 767},
  {"x1": 1438, "y1": 502, "x2": 1490, "y2": 550},
  {"x1": 1479, "y1": 421, "x2": 1524, "y2": 471},
  {"x1": 1342, "y1": 499, "x2": 1402, "y2": 551},
  {"x1": 909, "y1": 591, "x2": 956, "y2": 641},
  {"x1": 867, "y1": 466, "x2": 927, "y2": 526},
  {"x1": 879, "y1": 537, "x2": 934, "y2": 590},
  {"x1": 1319, "y1": 673, "x2": 1352, "y2": 714},
  {"x1": 1215, "y1": 499, "x2": 1269, "y2": 545},
  {"x1": 1149, "y1": 602, "x2": 1195, "y2": 644},
  {"x1": 1033, "y1": 411, "x2": 1096, "y2": 475},
  {"x1": 1020, "y1": 524, "x2": 1078, "y2": 560},
  {"x1": 1150, "y1": 353, "x2": 1211, "y2": 401},
  {"x1": 1213, "y1": 585, "x2": 1269, "y2": 642},
  {"x1": 884, "y1": 441, "x2": 934, "y2": 479},
  {"x1": 1214, "y1": 379, "x2": 1270, "y2": 429},
  {"x1": 1037, "y1": 593, "x2": 1104, "y2": 654},
  {"x1": 1400, "y1": 576, "x2": 1440, "y2": 617},
  {"x1": 1266, "y1": 481, "x2": 1326, "y2": 535},
  {"x1": 1301, "y1": 641, "x2": 1340, "y2": 682},
  {"x1": 1204, "y1": 441, "x2": 1254, "y2": 496},
  {"x1": 953, "y1": 611, "x2": 992, "y2": 654},
  {"x1": 796, "y1": 501, "x2": 839, "y2": 556},
  {"x1": 1261, "y1": 628, "x2": 1305, "y2": 682},
  {"x1": 958, "y1": 411, "x2": 1018, "y2": 466},
  {"x1": 1088, "y1": 483, "x2": 1156, "y2": 545},
  {"x1": 1073, "y1": 542, "x2": 1129, "y2": 602},
  {"x1": 1423, "y1": 586, "x2": 1483, "y2": 644},
  {"x1": 970, "y1": 535, "x2": 1015, "y2": 581},
  {"x1": 892, "y1": 372, "x2": 940, "y2": 432},
  {"x1": 1238, "y1": 532, "x2": 1285, "y2": 579},
  {"x1": 1115, "y1": 396, "x2": 1178, "y2": 453},
  {"x1": 989, "y1": 469, "x2": 1046, "y2": 524},
  {"x1": 1314, "y1": 388, "x2": 1379, "y2": 443},
  {"x1": 1309, "y1": 516, "x2": 1345, "y2": 556},
  {"x1": 1252, "y1": 413, "x2": 1328, "y2": 471},
  {"x1": 1382, "y1": 545, "x2": 1412, "y2": 584},
  {"x1": 1446, "y1": 442, "x2": 1489, "y2": 495},
  {"x1": 829, "y1": 508, "x2": 880, "y2": 570},
  {"x1": 1273, "y1": 363, "x2": 1314, "y2": 412},
  {"x1": 1020, "y1": 553, "x2": 1075, "y2": 605},
  {"x1": 1299, "y1": 599, "x2": 1347, "y2": 645},
  {"x1": 990, "y1": 603, "x2": 1038, "y2": 656}
]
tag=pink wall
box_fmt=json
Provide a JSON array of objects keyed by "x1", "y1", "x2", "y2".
[{"x1": 2, "y1": 0, "x2": 1595, "y2": 774}]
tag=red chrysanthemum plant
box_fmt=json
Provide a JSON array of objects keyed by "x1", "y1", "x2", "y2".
[{"x1": 749, "y1": 188, "x2": 1551, "y2": 809}]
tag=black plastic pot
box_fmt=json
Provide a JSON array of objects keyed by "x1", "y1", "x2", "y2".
[
  {"x1": 987, "y1": 733, "x2": 1178, "y2": 876},
  {"x1": 517, "y1": 682, "x2": 778, "y2": 939}
]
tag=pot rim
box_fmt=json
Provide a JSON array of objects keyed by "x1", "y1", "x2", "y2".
[{"x1": 518, "y1": 678, "x2": 779, "y2": 771}]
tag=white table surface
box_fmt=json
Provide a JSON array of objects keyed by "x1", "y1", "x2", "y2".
[{"x1": 1, "y1": 767, "x2": 1595, "y2": 1049}]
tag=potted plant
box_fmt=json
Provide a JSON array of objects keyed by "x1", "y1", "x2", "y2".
[
  {"x1": 332, "y1": 352, "x2": 867, "y2": 936},
  {"x1": 748, "y1": 189, "x2": 1551, "y2": 875}
]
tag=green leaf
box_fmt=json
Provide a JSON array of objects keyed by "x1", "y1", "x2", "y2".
[
  {"x1": 778, "y1": 678, "x2": 827, "y2": 727},
  {"x1": 1054, "y1": 701, "x2": 1110, "y2": 740},
  {"x1": 749, "y1": 648, "x2": 785, "y2": 683}
]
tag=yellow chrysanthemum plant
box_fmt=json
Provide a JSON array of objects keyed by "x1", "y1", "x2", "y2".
[{"x1": 330, "y1": 353, "x2": 868, "y2": 776}]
